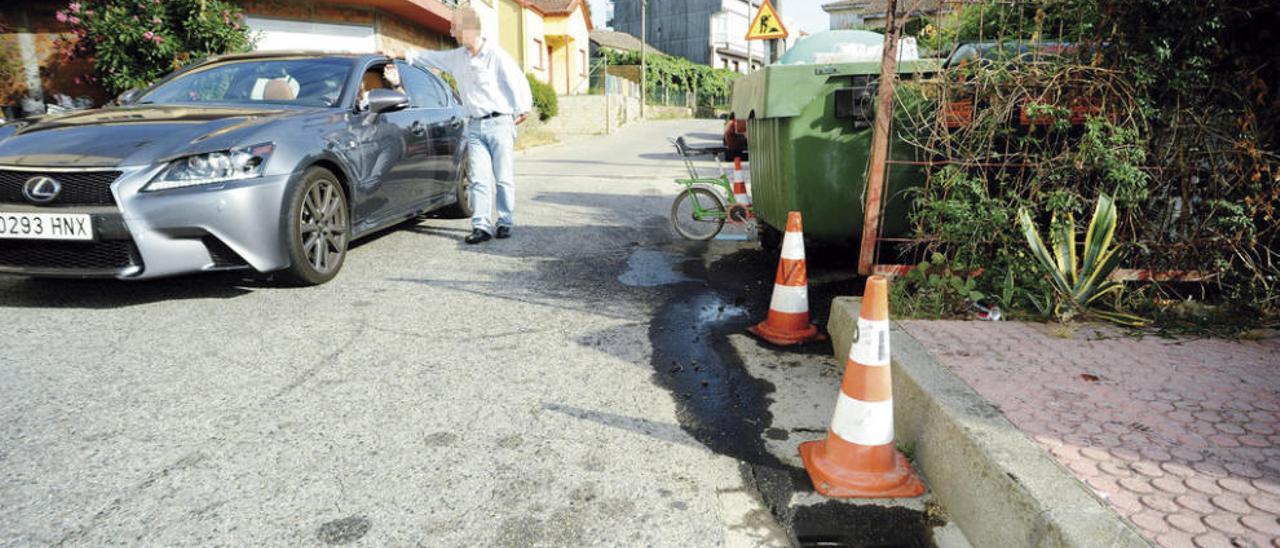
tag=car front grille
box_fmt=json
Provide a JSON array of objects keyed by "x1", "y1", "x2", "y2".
[
  {"x1": 0, "y1": 169, "x2": 122, "y2": 206},
  {"x1": 0, "y1": 239, "x2": 141, "y2": 272}
]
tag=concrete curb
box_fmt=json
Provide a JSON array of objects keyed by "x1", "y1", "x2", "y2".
[{"x1": 828, "y1": 297, "x2": 1150, "y2": 548}]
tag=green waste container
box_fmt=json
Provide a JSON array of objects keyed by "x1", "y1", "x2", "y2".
[{"x1": 730, "y1": 30, "x2": 939, "y2": 248}]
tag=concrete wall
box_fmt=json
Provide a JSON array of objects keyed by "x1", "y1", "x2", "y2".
[
  {"x1": 374, "y1": 10, "x2": 454, "y2": 56},
  {"x1": 541, "y1": 93, "x2": 643, "y2": 135},
  {"x1": 239, "y1": 0, "x2": 452, "y2": 57}
]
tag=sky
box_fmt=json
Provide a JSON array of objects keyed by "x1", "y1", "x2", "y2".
[{"x1": 587, "y1": 0, "x2": 830, "y2": 36}]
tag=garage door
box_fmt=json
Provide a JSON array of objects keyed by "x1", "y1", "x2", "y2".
[{"x1": 245, "y1": 17, "x2": 376, "y2": 53}]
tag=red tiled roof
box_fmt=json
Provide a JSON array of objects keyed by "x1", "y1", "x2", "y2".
[{"x1": 522, "y1": 0, "x2": 592, "y2": 30}]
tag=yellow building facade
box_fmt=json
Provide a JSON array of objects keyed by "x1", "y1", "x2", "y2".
[{"x1": 474, "y1": 0, "x2": 592, "y2": 95}]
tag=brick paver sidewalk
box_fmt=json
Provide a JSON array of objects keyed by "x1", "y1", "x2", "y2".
[{"x1": 899, "y1": 321, "x2": 1280, "y2": 548}]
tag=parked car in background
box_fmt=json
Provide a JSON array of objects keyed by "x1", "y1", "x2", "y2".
[
  {"x1": 722, "y1": 115, "x2": 748, "y2": 161},
  {"x1": 0, "y1": 51, "x2": 470, "y2": 285}
]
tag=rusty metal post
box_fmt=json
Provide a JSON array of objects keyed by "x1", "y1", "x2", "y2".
[{"x1": 857, "y1": 0, "x2": 901, "y2": 275}]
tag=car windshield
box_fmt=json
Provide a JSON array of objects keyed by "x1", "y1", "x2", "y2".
[{"x1": 139, "y1": 57, "x2": 353, "y2": 107}]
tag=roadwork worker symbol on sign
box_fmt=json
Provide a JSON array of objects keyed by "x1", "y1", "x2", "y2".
[{"x1": 746, "y1": 0, "x2": 788, "y2": 41}]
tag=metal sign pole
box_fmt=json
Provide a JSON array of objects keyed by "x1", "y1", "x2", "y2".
[
  {"x1": 856, "y1": 0, "x2": 901, "y2": 275},
  {"x1": 640, "y1": 0, "x2": 647, "y2": 118}
]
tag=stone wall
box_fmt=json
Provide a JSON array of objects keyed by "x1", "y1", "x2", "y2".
[{"x1": 542, "y1": 93, "x2": 645, "y2": 135}]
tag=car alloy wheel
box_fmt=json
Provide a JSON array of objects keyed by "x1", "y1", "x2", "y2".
[
  {"x1": 299, "y1": 178, "x2": 348, "y2": 274},
  {"x1": 281, "y1": 167, "x2": 349, "y2": 285}
]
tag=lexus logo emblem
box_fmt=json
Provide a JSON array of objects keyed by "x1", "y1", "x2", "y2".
[{"x1": 22, "y1": 176, "x2": 62, "y2": 204}]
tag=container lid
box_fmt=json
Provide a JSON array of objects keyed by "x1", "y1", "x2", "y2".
[{"x1": 779, "y1": 30, "x2": 920, "y2": 65}]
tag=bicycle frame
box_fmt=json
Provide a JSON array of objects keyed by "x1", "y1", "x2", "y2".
[{"x1": 668, "y1": 136, "x2": 755, "y2": 237}]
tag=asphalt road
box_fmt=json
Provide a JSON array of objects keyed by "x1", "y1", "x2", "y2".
[{"x1": 0, "y1": 119, "x2": 809, "y2": 547}]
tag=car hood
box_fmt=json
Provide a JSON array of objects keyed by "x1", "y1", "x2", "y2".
[{"x1": 0, "y1": 104, "x2": 317, "y2": 168}]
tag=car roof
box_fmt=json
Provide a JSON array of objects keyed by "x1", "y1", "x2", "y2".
[{"x1": 202, "y1": 50, "x2": 384, "y2": 63}]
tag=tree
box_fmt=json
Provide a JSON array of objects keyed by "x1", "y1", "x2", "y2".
[{"x1": 54, "y1": 0, "x2": 254, "y2": 96}]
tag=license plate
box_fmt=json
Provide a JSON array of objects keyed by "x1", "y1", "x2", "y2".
[{"x1": 0, "y1": 212, "x2": 94, "y2": 241}]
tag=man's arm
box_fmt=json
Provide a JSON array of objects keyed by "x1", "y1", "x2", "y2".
[
  {"x1": 404, "y1": 47, "x2": 466, "y2": 74},
  {"x1": 501, "y1": 54, "x2": 534, "y2": 124}
]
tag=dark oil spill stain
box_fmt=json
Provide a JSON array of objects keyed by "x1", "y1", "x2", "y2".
[
  {"x1": 793, "y1": 502, "x2": 942, "y2": 547},
  {"x1": 317, "y1": 515, "x2": 371, "y2": 545},
  {"x1": 648, "y1": 245, "x2": 937, "y2": 546}
]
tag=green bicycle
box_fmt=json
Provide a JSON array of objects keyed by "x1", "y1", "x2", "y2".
[{"x1": 668, "y1": 136, "x2": 753, "y2": 241}]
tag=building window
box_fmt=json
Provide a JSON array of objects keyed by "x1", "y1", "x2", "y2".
[
  {"x1": 533, "y1": 39, "x2": 544, "y2": 69},
  {"x1": 722, "y1": 59, "x2": 729, "y2": 69},
  {"x1": 733, "y1": 60, "x2": 740, "y2": 73},
  {"x1": 580, "y1": 49, "x2": 587, "y2": 76}
]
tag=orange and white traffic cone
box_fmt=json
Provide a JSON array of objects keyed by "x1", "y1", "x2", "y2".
[
  {"x1": 732, "y1": 157, "x2": 752, "y2": 207},
  {"x1": 748, "y1": 211, "x2": 825, "y2": 345},
  {"x1": 799, "y1": 275, "x2": 925, "y2": 498}
]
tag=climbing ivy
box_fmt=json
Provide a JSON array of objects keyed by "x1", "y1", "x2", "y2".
[{"x1": 598, "y1": 48, "x2": 739, "y2": 107}]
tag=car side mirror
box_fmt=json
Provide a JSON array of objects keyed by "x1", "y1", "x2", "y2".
[
  {"x1": 365, "y1": 89, "x2": 410, "y2": 113},
  {"x1": 117, "y1": 88, "x2": 143, "y2": 105}
]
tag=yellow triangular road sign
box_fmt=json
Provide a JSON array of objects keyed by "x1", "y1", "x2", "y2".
[{"x1": 746, "y1": 0, "x2": 788, "y2": 41}]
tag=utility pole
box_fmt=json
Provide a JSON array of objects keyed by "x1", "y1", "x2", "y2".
[
  {"x1": 604, "y1": 54, "x2": 612, "y2": 134},
  {"x1": 640, "y1": 0, "x2": 647, "y2": 118}
]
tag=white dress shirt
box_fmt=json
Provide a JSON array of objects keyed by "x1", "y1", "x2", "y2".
[{"x1": 406, "y1": 39, "x2": 533, "y2": 119}]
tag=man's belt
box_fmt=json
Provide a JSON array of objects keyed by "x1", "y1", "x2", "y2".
[{"x1": 474, "y1": 112, "x2": 509, "y2": 120}]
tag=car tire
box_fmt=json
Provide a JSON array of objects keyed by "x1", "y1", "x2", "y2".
[
  {"x1": 280, "y1": 167, "x2": 349, "y2": 286},
  {"x1": 436, "y1": 165, "x2": 473, "y2": 219}
]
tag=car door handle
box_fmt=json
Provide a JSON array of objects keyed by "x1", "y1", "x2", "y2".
[{"x1": 410, "y1": 121, "x2": 426, "y2": 136}]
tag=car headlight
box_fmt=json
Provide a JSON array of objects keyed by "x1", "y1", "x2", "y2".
[{"x1": 143, "y1": 143, "x2": 275, "y2": 192}]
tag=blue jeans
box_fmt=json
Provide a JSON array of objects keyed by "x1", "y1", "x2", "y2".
[{"x1": 465, "y1": 115, "x2": 516, "y2": 235}]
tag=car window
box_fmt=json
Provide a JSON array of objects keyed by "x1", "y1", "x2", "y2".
[
  {"x1": 395, "y1": 61, "x2": 450, "y2": 109},
  {"x1": 140, "y1": 58, "x2": 352, "y2": 107}
]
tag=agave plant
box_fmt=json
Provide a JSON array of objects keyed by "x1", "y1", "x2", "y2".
[{"x1": 1017, "y1": 194, "x2": 1149, "y2": 326}]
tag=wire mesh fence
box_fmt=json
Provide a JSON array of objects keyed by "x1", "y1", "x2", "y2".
[{"x1": 584, "y1": 58, "x2": 730, "y2": 111}]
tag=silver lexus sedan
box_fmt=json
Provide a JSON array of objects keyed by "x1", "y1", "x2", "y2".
[{"x1": 0, "y1": 51, "x2": 471, "y2": 285}]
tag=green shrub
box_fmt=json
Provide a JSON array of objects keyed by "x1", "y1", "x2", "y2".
[
  {"x1": 527, "y1": 74, "x2": 557, "y2": 121},
  {"x1": 54, "y1": 0, "x2": 254, "y2": 96}
]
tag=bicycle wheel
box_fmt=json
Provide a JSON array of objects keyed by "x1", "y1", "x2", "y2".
[{"x1": 670, "y1": 187, "x2": 727, "y2": 241}]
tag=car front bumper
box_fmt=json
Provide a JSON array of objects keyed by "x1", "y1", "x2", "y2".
[{"x1": 0, "y1": 164, "x2": 295, "y2": 280}]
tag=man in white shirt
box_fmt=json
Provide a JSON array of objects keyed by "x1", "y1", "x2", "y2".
[{"x1": 405, "y1": 5, "x2": 533, "y2": 244}]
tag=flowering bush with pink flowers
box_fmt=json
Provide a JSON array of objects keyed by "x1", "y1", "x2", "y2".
[{"x1": 55, "y1": 0, "x2": 253, "y2": 96}]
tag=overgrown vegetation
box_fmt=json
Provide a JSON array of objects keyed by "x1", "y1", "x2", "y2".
[
  {"x1": 53, "y1": 0, "x2": 253, "y2": 96},
  {"x1": 597, "y1": 48, "x2": 739, "y2": 108},
  {"x1": 889, "y1": 0, "x2": 1279, "y2": 326},
  {"x1": 1019, "y1": 193, "x2": 1147, "y2": 325},
  {"x1": 526, "y1": 73, "x2": 557, "y2": 121},
  {"x1": 0, "y1": 25, "x2": 20, "y2": 105}
]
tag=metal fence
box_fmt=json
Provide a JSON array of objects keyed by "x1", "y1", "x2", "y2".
[
  {"x1": 585, "y1": 58, "x2": 730, "y2": 110},
  {"x1": 585, "y1": 58, "x2": 641, "y2": 99}
]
